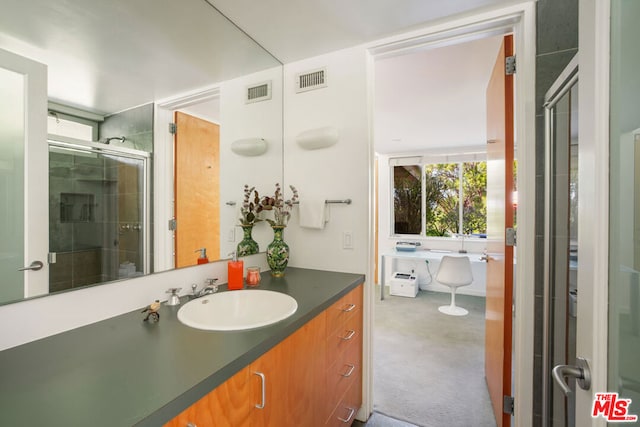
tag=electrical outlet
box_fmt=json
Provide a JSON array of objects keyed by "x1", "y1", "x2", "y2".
[
  {"x1": 228, "y1": 228, "x2": 236, "y2": 242},
  {"x1": 343, "y1": 231, "x2": 353, "y2": 249}
]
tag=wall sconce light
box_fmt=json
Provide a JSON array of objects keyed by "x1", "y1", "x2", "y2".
[
  {"x1": 295, "y1": 126, "x2": 339, "y2": 150},
  {"x1": 231, "y1": 138, "x2": 268, "y2": 156}
]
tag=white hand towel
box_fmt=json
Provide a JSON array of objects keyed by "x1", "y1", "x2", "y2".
[{"x1": 298, "y1": 197, "x2": 327, "y2": 229}]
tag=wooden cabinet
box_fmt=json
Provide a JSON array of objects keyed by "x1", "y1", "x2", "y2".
[
  {"x1": 164, "y1": 366, "x2": 252, "y2": 427},
  {"x1": 323, "y1": 285, "x2": 363, "y2": 426},
  {"x1": 249, "y1": 312, "x2": 326, "y2": 426},
  {"x1": 165, "y1": 284, "x2": 363, "y2": 427}
]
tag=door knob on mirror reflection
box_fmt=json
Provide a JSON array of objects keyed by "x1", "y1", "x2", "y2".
[{"x1": 18, "y1": 261, "x2": 44, "y2": 271}]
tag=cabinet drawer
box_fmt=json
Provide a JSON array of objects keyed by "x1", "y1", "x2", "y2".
[
  {"x1": 327, "y1": 308, "x2": 362, "y2": 360},
  {"x1": 325, "y1": 336, "x2": 362, "y2": 420},
  {"x1": 325, "y1": 371, "x2": 362, "y2": 427},
  {"x1": 326, "y1": 286, "x2": 363, "y2": 336}
]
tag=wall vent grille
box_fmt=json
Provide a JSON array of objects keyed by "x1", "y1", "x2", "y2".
[
  {"x1": 246, "y1": 81, "x2": 272, "y2": 104},
  {"x1": 295, "y1": 68, "x2": 327, "y2": 93}
]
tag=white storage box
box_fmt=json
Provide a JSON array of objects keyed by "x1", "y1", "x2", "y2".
[{"x1": 390, "y1": 271, "x2": 418, "y2": 298}]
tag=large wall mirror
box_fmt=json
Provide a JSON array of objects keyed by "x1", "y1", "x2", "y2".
[{"x1": 0, "y1": 0, "x2": 283, "y2": 305}]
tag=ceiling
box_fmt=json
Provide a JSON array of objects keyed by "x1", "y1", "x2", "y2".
[
  {"x1": 210, "y1": 0, "x2": 512, "y2": 63},
  {"x1": 2, "y1": 0, "x2": 511, "y2": 148},
  {"x1": 374, "y1": 35, "x2": 503, "y2": 154},
  {"x1": 0, "y1": 0, "x2": 280, "y2": 115},
  {"x1": 211, "y1": 0, "x2": 509, "y2": 155}
]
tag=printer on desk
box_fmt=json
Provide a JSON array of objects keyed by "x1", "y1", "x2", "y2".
[{"x1": 395, "y1": 241, "x2": 421, "y2": 252}]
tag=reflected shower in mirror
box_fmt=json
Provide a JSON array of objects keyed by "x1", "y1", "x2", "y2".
[
  {"x1": 0, "y1": 0, "x2": 283, "y2": 305},
  {"x1": 49, "y1": 137, "x2": 151, "y2": 291}
]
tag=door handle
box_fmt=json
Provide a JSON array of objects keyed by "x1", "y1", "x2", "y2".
[
  {"x1": 18, "y1": 261, "x2": 44, "y2": 271},
  {"x1": 253, "y1": 371, "x2": 266, "y2": 409},
  {"x1": 552, "y1": 357, "x2": 591, "y2": 396}
]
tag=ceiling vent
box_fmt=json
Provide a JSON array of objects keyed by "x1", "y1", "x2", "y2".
[
  {"x1": 295, "y1": 68, "x2": 327, "y2": 93},
  {"x1": 245, "y1": 81, "x2": 272, "y2": 104}
]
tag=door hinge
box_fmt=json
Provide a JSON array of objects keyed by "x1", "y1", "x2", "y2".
[
  {"x1": 503, "y1": 395, "x2": 514, "y2": 415},
  {"x1": 169, "y1": 122, "x2": 177, "y2": 134},
  {"x1": 168, "y1": 218, "x2": 177, "y2": 231},
  {"x1": 506, "y1": 227, "x2": 516, "y2": 247},
  {"x1": 505, "y1": 55, "x2": 516, "y2": 75}
]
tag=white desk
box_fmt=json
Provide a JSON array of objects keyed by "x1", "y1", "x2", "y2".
[{"x1": 380, "y1": 250, "x2": 485, "y2": 300}]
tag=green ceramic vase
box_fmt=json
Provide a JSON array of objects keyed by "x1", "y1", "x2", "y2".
[
  {"x1": 266, "y1": 225, "x2": 289, "y2": 277},
  {"x1": 237, "y1": 224, "x2": 259, "y2": 257}
]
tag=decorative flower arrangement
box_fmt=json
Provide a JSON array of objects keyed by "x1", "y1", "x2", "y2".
[
  {"x1": 260, "y1": 183, "x2": 299, "y2": 226},
  {"x1": 239, "y1": 185, "x2": 263, "y2": 226}
]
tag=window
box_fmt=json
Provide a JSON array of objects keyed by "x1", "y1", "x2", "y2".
[
  {"x1": 47, "y1": 111, "x2": 98, "y2": 141},
  {"x1": 393, "y1": 165, "x2": 422, "y2": 234},
  {"x1": 392, "y1": 160, "x2": 487, "y2": 237}
]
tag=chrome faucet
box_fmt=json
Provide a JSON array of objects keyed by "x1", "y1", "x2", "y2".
[{"x1": 191, "y1": 278, "x2": 219, "y2": 298}]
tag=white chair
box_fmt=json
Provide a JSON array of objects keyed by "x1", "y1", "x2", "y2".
[{"x1": 435, "y1": 255, "x2": 473, "y2": 316}]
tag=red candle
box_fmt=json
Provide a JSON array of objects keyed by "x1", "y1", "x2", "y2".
[{"x1": 246, "y1": 266, "x2": 261, "y2": 286}]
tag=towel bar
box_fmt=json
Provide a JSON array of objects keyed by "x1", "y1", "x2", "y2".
[
  {"x1": 227, "y1": 199, "x2": 351, "y2": 206},
  {"x1": 293, "y1": 199, "x2": 351, "y2": 205}
]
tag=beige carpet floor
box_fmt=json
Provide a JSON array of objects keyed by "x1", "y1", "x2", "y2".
[{"x1": 372, "y1": 287, "x2": 497, "y2": 427}]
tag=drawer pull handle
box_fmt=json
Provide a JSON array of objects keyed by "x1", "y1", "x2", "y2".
[
  {"x1": 340, "y1": 330, "x2": 356, "y2": 341},
  {"x1": 186, "y1": 423, "x2": 197, "y2": 427},
  {"x1": 341, "y1": 364, "x2": 356, "y2": 377},
  {"x1": 254, "y1": 371, "x2": 266, "y2": 409},
  {"x1": 342, "y1": 303, "x2": 356, "y2": 312},
  {"x1": 338, "y1": 407, "x2": 356, "y2": 423}
]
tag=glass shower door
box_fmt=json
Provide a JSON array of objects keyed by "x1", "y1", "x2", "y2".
[
  {"x1": 543, "y1": 56, "x2": 579, "y2": 427},
  {"x1": 49, "y1": 140, "x2": 149, "y2": 292},
  {"x1": 609, "y1": 0, "x2": 640, "y2": 419}
]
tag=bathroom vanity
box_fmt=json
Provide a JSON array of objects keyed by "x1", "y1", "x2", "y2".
[{"x1": 0, "y1": 268, "x2": 364, "y2": 426}]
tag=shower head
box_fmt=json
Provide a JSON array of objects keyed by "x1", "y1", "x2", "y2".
[{"x1": 102, "y1": 136, "x2": 126, "y2": 145}]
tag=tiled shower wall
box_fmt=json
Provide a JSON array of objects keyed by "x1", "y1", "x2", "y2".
[
  {"x1": 533, "y1": 0, "x2": 579, "y2": 423},
  {"x1": 49, "y1": 151, "x2": 110, "y2": 291},
  {"x1": 99, "y1": 103, "x2": 154, "y2": 153}
]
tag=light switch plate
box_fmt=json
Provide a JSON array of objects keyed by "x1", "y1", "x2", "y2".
[{"x1": 343, "y1": 231, "x2": 353, "y2": 249}]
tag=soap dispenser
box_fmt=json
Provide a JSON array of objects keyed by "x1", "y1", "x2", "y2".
[
  {"x1": 195, "y1": 248, "x2": 209, "y2": 265},
  {"x1": 227, "y1": 251, "x2": 244, "y2": 290}
]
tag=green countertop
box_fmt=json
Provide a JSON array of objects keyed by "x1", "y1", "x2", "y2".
[{"x1": 0, "y1": 268, "x2": 365, "y2": 427}]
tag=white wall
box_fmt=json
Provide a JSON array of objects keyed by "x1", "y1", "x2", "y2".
[
  {"x1": 282, "y1": 47, "x2": 370, "y2": 274},
  {"x1": 219, "y1": 66, "x2": 284, "y2": 257}
]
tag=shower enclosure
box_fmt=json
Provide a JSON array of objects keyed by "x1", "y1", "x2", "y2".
[{"x1": 48, "y1": 137, "x2": 150, "y2": 292}]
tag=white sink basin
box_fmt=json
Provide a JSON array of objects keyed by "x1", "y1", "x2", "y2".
[{"x1": 177, "y1": 290, "x2": 298, "y2": 331}]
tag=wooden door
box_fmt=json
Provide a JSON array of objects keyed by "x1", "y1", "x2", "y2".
[
  {"x1": 484, "y1": 34, "x2": 514, "y2": 427},
  {"x1": 174, "y1": 111, "x2": 220, "y2": 268}
]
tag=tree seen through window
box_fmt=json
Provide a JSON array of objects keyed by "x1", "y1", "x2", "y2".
[{"x1": 392, "y1": 161, "x2": 487, "y2": 236}]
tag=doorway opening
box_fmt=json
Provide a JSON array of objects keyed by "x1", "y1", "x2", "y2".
[
  {"x1": 370, "y1": 28, "x2": 517, "y2": 427},
  {"x1": 154, "y1": 89, "x2": 222, "y2": 272}
]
